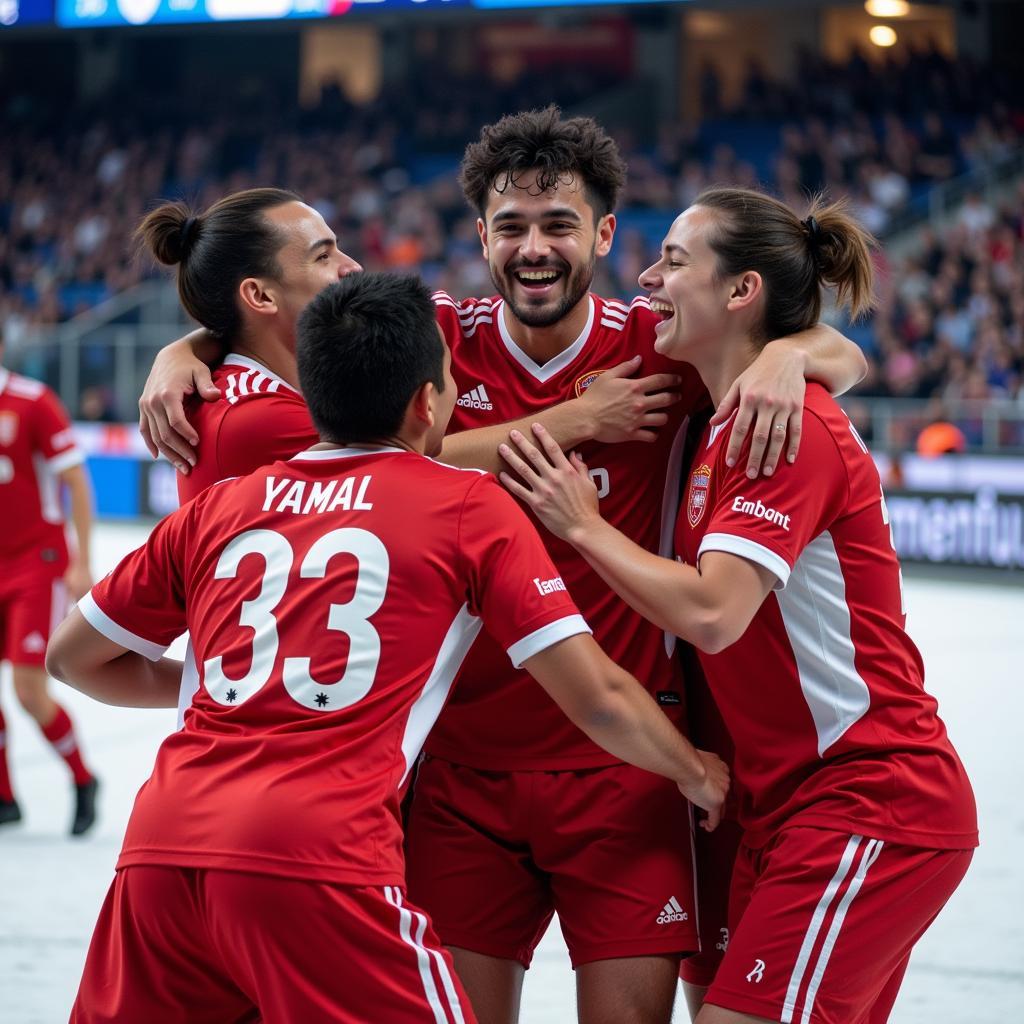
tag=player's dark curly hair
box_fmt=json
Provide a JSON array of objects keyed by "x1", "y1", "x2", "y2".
[
  {"x1": 297, "y1": 272, "x2": 445, "y2": 444},
  {"x1": 459, "y1": 106, "x2": 626, "y2": 220}
]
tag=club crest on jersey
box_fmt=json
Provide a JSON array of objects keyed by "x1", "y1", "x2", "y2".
[
  {"x1": 688, "y1": 463, "x2": 712, "y2": 527},
  {"x1": 0, "y1": 412, "x2": 18, "y2": 447},
  {"x1": 573, "y1": 369, "x2": 608, "y2": 398}
]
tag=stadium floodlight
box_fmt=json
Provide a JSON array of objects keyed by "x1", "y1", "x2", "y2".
[
  {"x1": 869, "y1": 24, "x2": 898, "y2": 46},
  {"x1": 864, "y1": 0, "x2": 909, "y2": 16}
]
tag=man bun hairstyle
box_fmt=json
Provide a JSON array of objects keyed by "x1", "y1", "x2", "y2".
[
  {"x1": 694, "y1": 187, "x2": 876, "y2": 343},
  {"x1": 297, "y1": 272, "x2": 445, "y2": 445},
  {"x1": 459, "y1": 105, "x2": 626, "y2": 219},
  {"x1": 135, "y1": 187, "x2": 300, "y2": 340}
]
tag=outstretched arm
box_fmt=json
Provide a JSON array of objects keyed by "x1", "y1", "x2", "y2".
[
  {"x1": 712, "y1": 323, "x2": 867, "y2": 478},
  {"x1": 524, "y1": 633, "x2": 729, "y2": 830},
  {"x1": 500, "y1": 424, "x2": 776, "y2": 652},
  {"x1": 46, "y1": 607, "x2": 182, "y2": 708},
  {"x1": 138, "y1": 328, "x2": 225, "y2": 471}
]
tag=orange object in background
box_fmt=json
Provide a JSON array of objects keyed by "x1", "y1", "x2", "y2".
[{"x1": 917, "y1": 422, "x2": 967, "y2": 457}]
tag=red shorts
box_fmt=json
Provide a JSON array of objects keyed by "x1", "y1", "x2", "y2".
[
  {"x1": 705, "y1": 827, "x2": 973, "y2": 1024},
  {"x1": 678, "y1": 816, "x2": 743, "y2": 988},
  {"x1": 0, "y1": 572, "x2": 66, "y2": 667},
  {"x1": 405, "y1": 756, "x2": 698, "y2": 968},
  {"x1": 72, "y1": 866, "x2": 474, "y2": 1024}
]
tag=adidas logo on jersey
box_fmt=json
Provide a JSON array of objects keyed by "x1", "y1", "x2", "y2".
[
  {"x1": 656, "y1": 897, "x2": 689, "y2": 925},
  {"x1": 457, "y1": 385, "x2": 493, "y2": 411}
]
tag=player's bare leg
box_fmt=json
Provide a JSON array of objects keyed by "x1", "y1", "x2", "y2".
[
  {"x1": 576, "y1": 954, "x2": 679, "y2": 1024},
  {"x1": 448, "y1": 946, "x2": 524, "y2": 1024},
  {"x1": 11, "y1": 664, "x2": 60, "y2": 728},
  {"x1": 11, "y1": 664, "x2": 98, "y2": 835},
  {"x1": 681, "y1": 981, "x2": 709, "y2": 1021},
  {"x1": 695, "y1": 1007, "x2": 774, "y2": 1024}
]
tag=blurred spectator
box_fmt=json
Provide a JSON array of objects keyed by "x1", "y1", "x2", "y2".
[{"x1": 0, "y1": 39, "x2": 1021, "y2": 425}]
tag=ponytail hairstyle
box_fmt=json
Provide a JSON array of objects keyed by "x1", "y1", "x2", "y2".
[
  {"x1": 693, "y1": 187, "x2": 876, "y2": 344},
  {"x1": 135, "y1": 187, "x2": 300, "y2": 340}
]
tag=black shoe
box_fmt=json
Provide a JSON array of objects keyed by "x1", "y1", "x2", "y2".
[
  {"x1": 0, "y1": 798, "x2": 21, "y2": 827},
  {"x1": 71, "y1": 777, "x2": 98, "y2": 836}
]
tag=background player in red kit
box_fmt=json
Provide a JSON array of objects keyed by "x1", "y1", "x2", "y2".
[
  {"x1": 46, "y1": 272, "x2": 728, "y2": 1024},
  {"x1": 135, "y1": 110, "x2": 866, "y2": 1024},
  {"x1": 0, "y1": 331, "x2": 98, "y2": 835},
  {"x1": 503, "y1": 188, "x2": 977, "y2": 1024}
]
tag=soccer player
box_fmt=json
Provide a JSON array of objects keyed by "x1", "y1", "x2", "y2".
[
  {"x1": 46, "y1": 272, "x2": 728, "y2": 1024},
  {"x1": 501, "y1": 188, "x2": 978, "y2": 1024},
  {"x1": 134, "y1": 188, "x2": 363, "y2": 498},
  {"x1": 0, "y1": 332, "x2": 98, "y2": 835},
  {"x1": 136, "y1": 109, "x2": 867, "y2": 1024}
]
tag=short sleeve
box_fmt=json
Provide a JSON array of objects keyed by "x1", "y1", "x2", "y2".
[
  {"x1": 699, "y1": 411, "x2": 849, "y2": 588},
  {"x1": 78, "y1": 508, "x2": 190, "y2": 660},
  {"x1": 214, "y1": 394, "x2": 318, "y2": 478},
  {"x1": 432, "y1": 291, "x2": 465, "y2": 348},
  {"x1": 458, "y1": 475, "x2": 590, "y2": 668},
  {"x1": 32, "y1": 388, "x2": 83, "y2": 473}
]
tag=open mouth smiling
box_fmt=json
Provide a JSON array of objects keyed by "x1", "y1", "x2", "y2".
[
  {"x1": 649, "y1": 298, "x2": 674, "y2": 321},
  {"x1": 512, "y1": 268, "x2": 563, "y2": 290}
]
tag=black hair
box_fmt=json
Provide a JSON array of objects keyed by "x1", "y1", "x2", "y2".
[
  {"x1": 296, "y1": 272, "x2": 445, "y2": 444},
  {"x1": 135, "y1": 187, "x2": 300, "y2": 339},
  {"x1": 459, "y1": 106, "x2": 626, "y2": 219}
]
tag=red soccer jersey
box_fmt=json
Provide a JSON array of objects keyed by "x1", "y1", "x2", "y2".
[
  {"x1": 177, "y1": 354, "x2": 317, "y2": 504},
  {"x1": 80, "y1": 447, "x2": 589, "y2": 885},
  {"x1": 677, "y1": 384, "x2": 978, "y2": 850},
  {"x1": 0, "y1": 368, "x2": 83, "y2": 577},
  {"x1": 427, "y1": 292, "x2": 709, "y2": 769}
]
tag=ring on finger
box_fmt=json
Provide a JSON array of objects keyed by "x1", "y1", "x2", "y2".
[{"x1": 774, "y1": 424, "x2": 786, "y2": 433}]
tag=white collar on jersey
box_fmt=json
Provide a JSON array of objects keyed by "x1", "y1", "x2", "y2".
[
  {"x1": 707, "y1": 412, "x2": 736, "y2": 448},
  {"x1": 496, "y1": 295, "x2": 596, "y2": 383},
  {"x1": 290, "y1": 444, "x2": 408, "y2": 461},
  {"x1": 0, "y1": 368, "x2": 9, "y2": 394},
  {"x1": 222, "y1": 352, "x2": 299, "y2": 394}
]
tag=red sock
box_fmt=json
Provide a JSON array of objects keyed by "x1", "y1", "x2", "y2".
[
  {"x1": 41, "y1": 706, "x2": 93, "y2": 786},
  {"x1": 0, "y1": 709, "x2": 13, "y2": 801}
]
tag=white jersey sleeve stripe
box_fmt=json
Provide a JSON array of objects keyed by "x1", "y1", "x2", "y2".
[
  {"x1": 506, "y1": 614, "x2": 591, "y2": 669},
  {"x1": 77, "y1": 591, "x2": 169, "y2": 662},
  {"x1": 698, "y1": 532, "x2": 791, "y2": 587},
  {"x1": 47, "y1": 446, "x2": 85, "y2": 473}
]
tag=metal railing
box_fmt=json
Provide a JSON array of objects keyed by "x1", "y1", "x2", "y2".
[
  {"x1": 839, "y1": 397, "x2": 1024, "y2": 455},
  {"x1": 7, "y1": 322, "x2": 186, "y2": 421}
]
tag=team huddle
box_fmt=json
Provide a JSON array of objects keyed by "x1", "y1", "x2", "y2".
[{"x1": 35, "y1": 108, "x2": 975, "y2": 1024}]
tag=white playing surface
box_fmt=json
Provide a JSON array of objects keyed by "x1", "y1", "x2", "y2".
[{"x1": 1, "y1": 523, "x2": 1021, "y2": 1023}]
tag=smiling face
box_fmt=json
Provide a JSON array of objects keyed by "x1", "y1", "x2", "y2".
[
  {"x1": 639, "y1": 205, "x2": 739, "y2": 359},
  {"x1": 478, "y1": 168, "x2": 614, "y2": 328},
  {"x1": 261, "y1": 201, "x2": 363, "y2": 333}
]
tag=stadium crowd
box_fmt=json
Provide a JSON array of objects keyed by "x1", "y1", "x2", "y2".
[{"x1": 1, "y1": 43, "x2": 1022, "y2": 415}]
